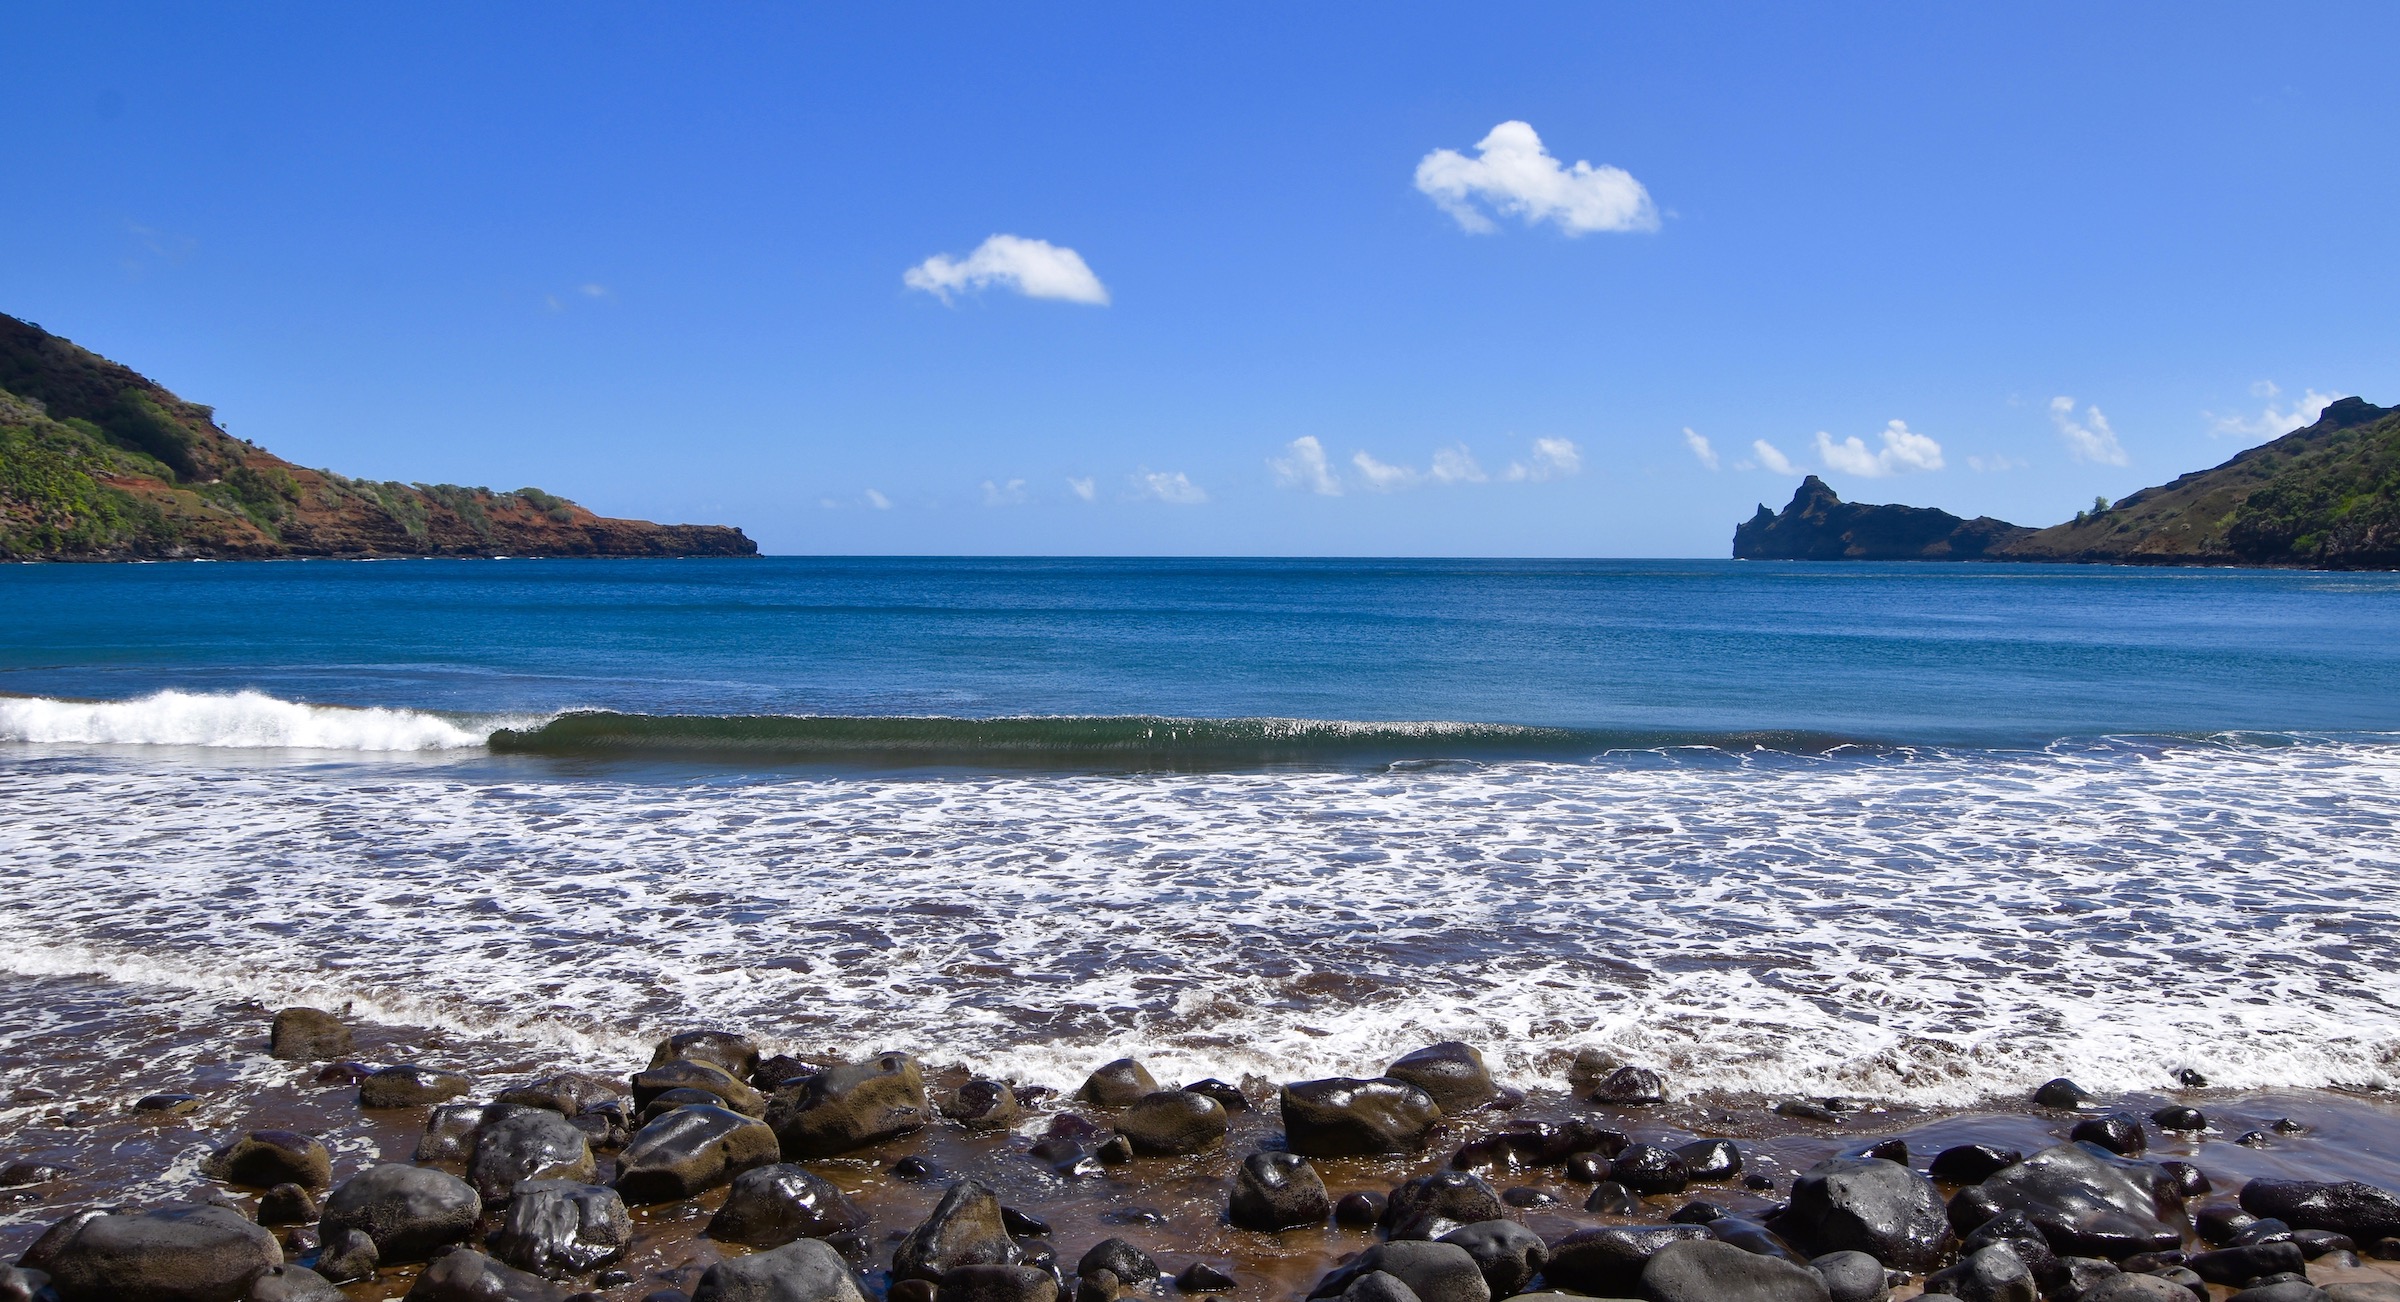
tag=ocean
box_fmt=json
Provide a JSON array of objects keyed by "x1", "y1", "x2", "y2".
[{"x1": 3, "y1": 555, "x2": 2399, "y2": 1110}]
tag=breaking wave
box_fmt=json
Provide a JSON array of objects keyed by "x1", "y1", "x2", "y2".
[{"x1": 0, "y1": 690, "x2": 488, "y2": 751}]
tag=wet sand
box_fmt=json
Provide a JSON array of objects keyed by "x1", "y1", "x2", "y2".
[{"x1": 7, "y1": 971, "x2": 2400, "y2": 1299}]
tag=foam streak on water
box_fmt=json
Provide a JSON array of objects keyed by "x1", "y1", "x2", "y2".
[{"x1": 3, "y1": 738, "x2": 2399, "y2": 1106}]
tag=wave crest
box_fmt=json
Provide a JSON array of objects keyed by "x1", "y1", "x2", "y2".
[{"x1": 0, "y1": 690, "x2": 487, "y2": 751}]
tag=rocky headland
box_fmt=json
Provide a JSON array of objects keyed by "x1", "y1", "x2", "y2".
[
  {"x1": 6, "y1": 991, "x2": 2400, "y2": 1302},
  {"x1": 1734, "y1": 398, "x2": 2400, "y2": 568},
  {"x1": 0, "y1": 313, "x2": 756, "y2": 561}
]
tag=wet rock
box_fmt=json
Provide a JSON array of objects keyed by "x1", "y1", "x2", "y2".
[
  {"x1": 1385, "y1": 1044, "x2": 1500, "y2": 1115},
  {"x1": 2200, "y1": 1205, "x2": 2261, "y2": 1245},
  {"x1": 1807, "y1": 1251, "x2": 1887, "y2": 1302},
  {"x1": 268, "y1": 1009, "x2": 352, "y2": 1062},
  {"x1": 613, "y1": 1105, "x2": 779, "y2": 1205},
  {"x1": 1029, "y1": 1138, "x2": 1101, "y2": 1179},
  {"x1": 1280, "y1": 1078, "x2": 1444, "y2": 1157},
  {"x1": 1181, "y1": 1079, "x2": 1251, "y2": 1113},
  {"x1": 1640, "y1": 1238, "x2": 1832, "y2": 1302},
  {"x1": 940, "y1": 1265, "x2": 1057, "y2": 1302},
  {"x1": 650, "y1": 1031, "x2": 761, "y2": 1080},
  {"x1": 487, "y1": 1180, "x2": 631, "y2": 1277},
  {"x1": 1115, "y1": 1091, "x2": 1228, "y2": 1156},
  {"x1": 497, "y1": 1073, "x2": 628, "y2": 1119},
  {"x1": 1959, "y1": 1209, "x2": 2058, "y2": 1288},
  {"x1": 643, "y1": 1088, "x2": 729, "y2": 1126},
  {"x1": 2226, "y1": 1286, "x2": 2332, "y2": 1302},
  {"x1": 1931, "y1": 1146, "x2": 2023, "y2": 1185},
  {"x1": 1765, "y1": 1157, "x2": 1948, "y2": 1271},
  {"x1": 1310, "y1": 1240, "x2": 1490, "y2": 1302},
  {"x1": 766, "y1": 1053, "x2": 931, "y2": 1158},
  {"x1": 2190, "y1": 1241, "x2": 2306, "y2": 1285},
  {"x1": 1337, "y1": 1276, "x2": 1420, "y2": 1302},
  {"x1": 37, "y1": 1202, "x2": 280, "y2": 1302},
  {"x1": 1228, "y1": 1151, "x2": 1330, "y2": 1231},
  {"x1": 1709, "y1": 1216, "x2": 1806, "y2": 1263},
  {"x1": 1076, "y1": 1240, "x2": 1156, "y2": 1287},
  {"x1": 1384, "y1": 1171, "x2": 1507, "y2": 1240},
  {"x1": 891, "y1": 1284, "x2": 938, "y2": 1302},
  {"x1": 1949, "y1": 1143, "x2": 2183, "y2": 1260},
  {"x1": 0, "y1": 1162, "x2": 66, "y2": 1187},
  {"x1": 1076, "y1": 1061, "x2": 1160, "y2": 1108},
  {"x1": 1610, "y1": 1144, "x2": 1689, "y2": 1197},
  {"x1": 2071, "y1": 1114, "x2": 2148, "y2": 1157},
  {"x1": 2241, "y1": 1181, "x2": 2400, "y2": 1242},
  {"x1": 1566, "y1": 1047, "x2": 1616, "y2": 1094},
  {"x1": 312, "y1": 1228, "x2": 377, "y2": 1284},
  {"x1": 1858, "y1": 1140, "x2": 1908, "y2": 1164},
  {"x1": 1499, "y1": 1189, "x2": 1555, "y2": 1209},
  {"x1": 203, "y1": 1131, "x2": 332, "y2": 1191},
  {"x1": 1564, "y1": 1153, "x2": 1610, "y2": 1183},
  {"x1": 2151, "y1": 1106, "x2": 2207, "y2": 1132},
  {"x1": 2294, "y1": 1229, "x2": 2356, "y2": 1257},
  {"x1": 321, "y1": 1163, "x2": 480, "y2": 1264},
  {"x1": 403, "y1": 1247, "x2": 569, "y2": 1301},
  {"x1": 1676, "y1": 1139, "x2": 1742, "y2": 1183},
  {"x1": 2077, "y1": 1277, "x2": 2195, "y2": 1302},
  {"x1": 891, "y1": 1158, "x2": 943, "y2": 1183},
  {"x1": 634, "y1": 1060, "x2": 766, "y2": 1117},
  {"x1": 1436, "y1": 1221, "x2": 1546, "y2": 1297},
  {"x1": 1583, "y1": 1182, "x2": 1640, "y2": 1215},
  {"x1": 135, "y1": 1093, "x2": 200, "y2": 1115},
  {"x1": 1335, "y1": 1191, "x2": 1387, "y2": 1227},
  {"x1": 1001, "y1": 1207, "x2": 1050, "y2": 1239},
  {"x1": 1174, "y1": 1264, "x2": 1235, "y2": 1293},
  {"x1": 707, "y1": 1164, "x2": 867, "y2": 1249},
  {"x1": 1586, "y1": 1066, "x2": 1664, "y2": 1106},
  {"x1": 415, "y1": 1103, "x2": 487, "y2": 1162},
  {"x1": 691, "y1": 1237, "x2": 867, "y2": 1302},
  {"x1": 1927, "y1": 1243, "x2": 2038, "y2": 1301},
  {"x1": 894, "y1": 1180, "x2": 1020, "y2": 1283},
  {"x1": 2160, "y1": 1162, "x2": 2210, "y2": 1199},
  {"x1": 945, "y1": 1081, "x2": 1021, "y2": 1132},
  {"x1": 2234, "y1": 1219, "x2": 2296, "y2": 1246},
  {"x1": 469, "y1": 1109, "x2": 597, "y2": 1203},
  {"x1": 258, "y1": 1184, "x2": 321, "y2": 1226},
  {"x1": 2036, "y1": 1079, "x2": 2094, "y2": 1109},
  {"x1": 754, "y1": 1056, "x2": 823, "y2": 1092},
  {"x1": 246, "y1": 1263, "x2": 345, "y2": 1301},
  {"x1": 1777, "y1": 1101, "x2": 1842, "y2": 1123},
  {"x1": 1096, "y1": 1136, "x2": 1135, "y2": 1165},
  {"x1": 1538, "y1": 1224, "x2": 1710, "y2": 1296},
  {"x1": 1075, "y1": 1270, "x2": 1121, "y2": 1302},
  {"x1": 358, "y1": 1064, "x2": 471, "y2": 1109}
]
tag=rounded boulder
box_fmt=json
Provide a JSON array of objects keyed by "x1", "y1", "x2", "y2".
[{"x1": 1280, "y1": 1077, "x2": 1443, "y2": 1157}]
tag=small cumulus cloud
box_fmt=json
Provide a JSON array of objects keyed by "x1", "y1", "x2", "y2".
[
  {"x1": 904, "y1": 234, "x2": 1109, "y2": 305},
  {"x1": 1814, "y1": 420, "x2": 1944, "y2": 478},
  {"x1": 1501, "y1": 437, "x2": 1580, "y2": 482},
  {"x1": 1353, "y1": 450, "x2": 1420, "y2": 492},
  {"x1": 1750, "y1": 440, "x2": 1803, "y2": 476},
  {"x1": 981, "y1": 478, "x2": 1028, "y2": 506},
  {"x1": 1137, "y1": 470, "x2": 1207, "y2": 504},
  {"x1": 1967, "y1": 454, "x2": 2029, "y2": 473},
  {"x1": 1414, "y1": 121, "x2": 1659, "y2": 236},
  {"x1": 1270, "y1": 437, "x2": 1342, "y2": 495},
  {"x1": 2207, "y1": 381, "x2": 2336, "y2": 443},
  {"x1": 864, "y1": 488, "x2": 893, "y2": 510},
  {"x1": 2048, "y1": 397, "x2": 2128, "y2": 466},
  {"x1": 1433, "y1": 446, "x2": 1488, "y2": 484},
  {"x1": 1066, "y1": 476, "x2": 1096, "y2": 502},
  {"x1": 1319, "y1": 439, "x2": 1580, "y2": 493},
  {"x1": 1683, "y1": 428, "x2": 1720, "y2": 471}
]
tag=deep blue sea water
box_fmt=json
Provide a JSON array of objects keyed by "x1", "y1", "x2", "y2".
[{"x1": 3, "y1": 556, "x2": 2399, "y2": 1105}]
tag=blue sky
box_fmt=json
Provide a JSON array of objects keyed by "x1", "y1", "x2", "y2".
[{"x1": 6, "y1": 3, "x2": 2396, "y2": 556}]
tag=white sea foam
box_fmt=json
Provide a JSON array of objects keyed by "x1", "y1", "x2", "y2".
[
  {"x1": 3, "y1": 738, "x2": 2399, "y2": 1106},
  {"x1": 0, "y1": 690, "x2": 489, "y2": 750}
]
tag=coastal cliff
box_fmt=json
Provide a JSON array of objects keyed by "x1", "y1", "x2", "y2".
[
  {"x1": 1734, "y1": 396, "x2": 2400, "y2": 568},
  {"x1": 0, "y1": 313, "x2": 757, "y2": 561}
]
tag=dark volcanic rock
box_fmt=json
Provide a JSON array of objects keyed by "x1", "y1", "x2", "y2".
[
  {"x1": 1734, "y1": 475, "x2": 2031, "y2": 561},
  {"x1": 939, "y1": 1264, "x2": 1058, "y2": 1302},
  {"x1": 1181, "y1": 1079, "x2": 1252, "y2": 1113},
  {"x1": 2152, "y1": 1106, "x2": 2208, "y2": 1133},
  {"x1": 1175, "y1": 1263, "x2": 1235, "y2": 1293},
  {"x1": 258, "y1": 1183, "x2": 321, "y2": 1226},
  {"x1": 1949, "y1": 1143, "x2": 2184, "y2": 1260},
  {"x1": 1611, "y1": 1143, "x2": 1690, "y2": 1196},
  {"x1": 1309, "y1": 1240, "x2": 1490, "y2": 1302},
  {"x1": 1582, "y1": 1181, "x2": 1639, "y2": 1214},
  {"x1": 692, "y1": 1237, "x2": 868, "y2": 1302},
  {"x1": 2035, "y1": 1079, "x2": 2095, "y2": 1109},
  {"x1": 245, "y1": 1264, "x2": 345, "y2": 1301},
  {"x1": 1587, "y1": 1066, "x2": 1665, "y2": 1105},
  {"x1": 707, "y1": 1163, "x2": 867, "y2": 1249},
  {"x1": 766, "y1": 1053, "x2": 931, "y2": 1157},
  {"x1": 945, "y1": 1080, "x2": 1021, "y2": 1132},
  {"x1": 1808, "y1": 1251, "x2": 1889, "y2": 1302},
  {"x1": 496, "y1": 1071, "x2": 627, "y2": 1118},
  {"x1": 403, "y1": 1248, "x2": 569, "y2": 1301},
  {"x1": 1115, "y1": 1091, "x2": 1228, "y2": 1156},
  {"x1": 1076, "y1": 1060, "x2": 1161, "y2": 1108},
  {"x1": 358, "y1": 1064, "x2": 471, "y2": 1109},
  {"x1": 1539, "y1": 1224, "x2": 1711, "y2": 1296},
  {"x1": 2072, "y1": 1113, "x2": 2149, "y2": 1157},
  {"x1": 1932, "y1": 1145, "x2": 2025, "y2": 1185},
  {"x1": 634, "y1": 1060, "x2": 766, "y2": 1117},
  {"x1": 415, "y1": 1103, "x2": 487, "y2": 1162},
  {"x1": 1335, "y1": 1191, "x2": 1388, "y2": 1227},
  {"x1": 2078, "y1": 1276, "x2": 2197, "y2": 1302},
  {"x1": 1765, "y1": 1157, "x2": 1948, "y2": 1271},
  {"x1": 894, "y1": 1181, "x2": 1021, "y2": 1283},
  {"x1": 613, "y1": 1105, "x2": 780, "y2": 1205},
  {"x1": 2190, "y1": 1241, "x2": 2306, "y2": 1285},
  {"x1": 1383, "y1": 1171, "x2": 1507, "y2": 1240},
  {"x1": 1279, "y1": 1077, "x2": 1443, "y2": 1157},
  {"x1": 320, "y1": 1163, "x2": 481, "y2": 1263},
  {"x1": 1923, "y1": 1242, "x2": 2037, "y2": 1302},
  {"x1": 469, "y1": 1108, "x2": 597, "y2": 1202},
  {"x1": 1436, "y1": 1220, "x2": 1546, "y2": 1297},
  {"x1": 1076, "y1": 1238, "x2": 1157, "y2": 1287},
  {"x1": 201, "y1": 1130, "x2": 332, "y2": 1191},
  {"x1": 268, "y1": 1008, "x2": 351, "y2": 1062},
  {"x1": 487, "y1": 1180, "x2": 632, "y2": 1276},
  {"x1": 1227, "y1": 1151, "x2": 1330, "y2": 1231},
  {"x1": 1384, "y1": 1043, "x2": 1500, "y2": 1115},
  {"x1": 39, "y1": 1202, "x2": 280, "y2": 1302},
  {"x1": 1640, "y1": 1237, "x2": 1832, "y2": 1302},
  {"x1": 650, "y1": 1030, "x2": 762, "y2": 1080},
  {"x1": 1677, "y1": 1139, "x2": 1743, "y2": 1183},
  {"x1": 2241, "y1": 1180, "x2": 2400, "y2": 1243}
]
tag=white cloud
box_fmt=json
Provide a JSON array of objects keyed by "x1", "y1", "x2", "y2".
[
  {"x1": 1683, "y1": 427, "x2": 1719, "y2": 470},
  {"x1": 1502, "y1": 436, "x2": 1581, "y2": 482},
  {"x1": 1066, "y1": 476, "x2": 1096, "y2": 502},
  {"x1": 981, "y1": 478, "x2": 1028, "y2": 506},
  {"x1": 1432, "y1": 446, "x2": 1487, "y2": 484},
  {"x1": 1352, "y1": 451, "x2": 1420, "y2": 491},
  {"x1": 2048, "y1": 397, "x2": 2129, "y2": 466},
  {"x1": 1967, "y1": 454, "x2": 2029, "y2": 473},
  {"x1": 1814, "y1": 419, "x2": 1944, "y2": 478},
  {"x1": 864, "y1": 488, "x2": 892, "y2": 510},
  {"x1": 1138, "y1": 471, "x2": 1207, "y2": 504},
  {"x1": 1414, "y1": 121, "x2": 1659, "y2": 236},
  {"x1": 1270, "y1": 436, "x2": 1343, "y2": 495},
  {"x1": 1751, "y1": 439, "x2": 1802, "y2": 476},
  {"x1": 2207, "y1": 383, "x2": 2336, "y2": 443},
  {"x1": 903, "y1": 234, "x2": 1110, "y2": 305}
]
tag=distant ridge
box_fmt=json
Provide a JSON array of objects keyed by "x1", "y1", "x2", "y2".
[
  {"x1": 1734, "y1": 396, "x2": 2400, "y2": 569},
  {"x1": 0, "y1": 313, "x2": 757, "y2": 561}
]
